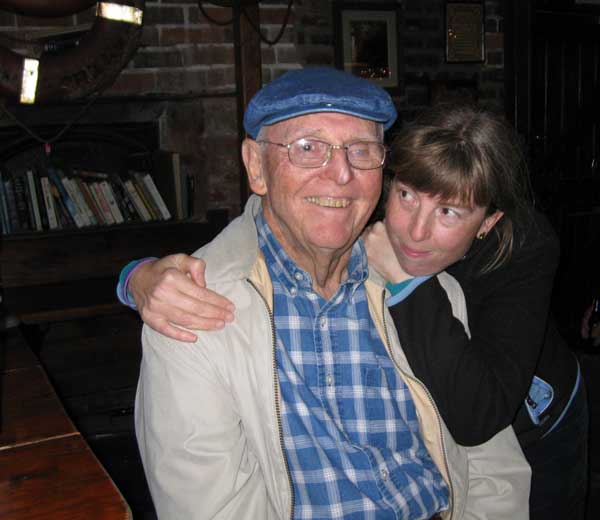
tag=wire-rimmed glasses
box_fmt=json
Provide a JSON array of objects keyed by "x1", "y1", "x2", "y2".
[{"x1": 257, "y1": 137, "x2": 387, "y2": 170}]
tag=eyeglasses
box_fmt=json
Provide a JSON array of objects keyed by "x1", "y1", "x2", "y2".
[{"x1": 256, "y1": 137, "x2": 387, "y2": 170}]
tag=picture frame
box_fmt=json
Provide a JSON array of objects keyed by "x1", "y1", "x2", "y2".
[
  {"x1": 333, "y1": 2, "x2": 403, "y2": 95},
  {"x1": 445, "y1": 2, "x2": 485, "y2": 63}
]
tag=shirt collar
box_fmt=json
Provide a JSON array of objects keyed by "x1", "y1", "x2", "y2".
[{"x1": 255, "y1": 208, "x2": 369, "y2": 296}]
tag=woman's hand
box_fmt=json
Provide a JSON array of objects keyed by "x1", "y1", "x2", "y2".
[
  {"x1": 129, "y1": 254, "x2": 235, "y2": 342},
  {"x1": 362, "y1": 221, "x2": 412, "y2": 283}
]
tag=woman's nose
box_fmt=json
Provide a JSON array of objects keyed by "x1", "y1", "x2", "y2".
[{"x1": 408, "y1": 211, "x2": 431, "y2": 242}]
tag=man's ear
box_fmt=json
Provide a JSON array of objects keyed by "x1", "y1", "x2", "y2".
[
  {"x1": 242, "y1": 138, "x2": 267, "y2": 195},
  {"x1": 479, "y1": 210, "x2": 504, "y2": 235}
]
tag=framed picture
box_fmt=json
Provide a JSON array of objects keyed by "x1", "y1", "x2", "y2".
[
  {"x1": 333, "y1": 2, "x2": 403, "y2": 95},
  {"x1": 446, "y1": 2, "x2": 485, "y2": 63}
]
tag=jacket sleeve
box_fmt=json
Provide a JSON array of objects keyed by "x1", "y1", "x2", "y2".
[
  {"x1": 463, "y1": 426, "x2": 531, "y2": 519},
  {"x1": 135, "y1": 325, "x2": 259, "y2": 519},
  {"x1": 388, "y1": 234, "x2": 558, "y2": 446}
]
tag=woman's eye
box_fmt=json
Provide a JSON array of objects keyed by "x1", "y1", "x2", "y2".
[{"x1": 439, "y1": 207, "x2": 459, "y2": 219}]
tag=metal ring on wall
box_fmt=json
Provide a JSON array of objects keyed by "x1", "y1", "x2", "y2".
[{"x1": 0, "y1": 0, "x2": 145, "y2": 104}]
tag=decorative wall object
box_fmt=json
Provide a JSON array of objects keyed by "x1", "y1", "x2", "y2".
[
  {"x1": 446, "y1": 2, "x2": 485, "y2": 63},
  {"x1": 333, "y1": 2, "x2": 402, "y2": 95}
]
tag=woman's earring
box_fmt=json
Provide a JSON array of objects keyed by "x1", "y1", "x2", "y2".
[{"x1": 477, "y1": 232, "x2": 487, "y2": 240}]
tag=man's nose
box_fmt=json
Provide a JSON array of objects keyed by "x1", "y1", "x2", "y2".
[{"x1": 322, "y1": 146, "x2": 354, "y2": 184}]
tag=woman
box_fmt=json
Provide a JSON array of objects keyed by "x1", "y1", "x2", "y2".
[{"x1": 118, "y1": 104, "x2": 588, "y2": 519}]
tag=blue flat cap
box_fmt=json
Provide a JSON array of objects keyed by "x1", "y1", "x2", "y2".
[{"x1": 243, "y1": 67, "x2": 397, "y2": 139}]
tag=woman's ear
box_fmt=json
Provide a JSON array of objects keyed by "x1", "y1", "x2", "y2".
[
  {"x1": 242, "y1": 138, "x2": 267, "y2": 195},
  {"x1": 479, "y1": 210, "x2": 504, "y2": 235}
]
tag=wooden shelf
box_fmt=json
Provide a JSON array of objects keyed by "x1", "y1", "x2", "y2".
[{"x1": 1, "y1": 215, "x2": 227, "y2": 325}]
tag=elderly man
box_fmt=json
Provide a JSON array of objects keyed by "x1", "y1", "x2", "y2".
[{"x1": 133, "y1": 67, "x2": 529, "y2": 519}]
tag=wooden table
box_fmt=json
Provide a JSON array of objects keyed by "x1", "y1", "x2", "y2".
[{"x1": 0, "y1": 330, "x2": 132, "y2": 519}]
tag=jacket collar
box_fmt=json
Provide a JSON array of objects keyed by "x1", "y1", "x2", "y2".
[{"x1": 196, "y1": 194, "x2": 263, "y2": 284}]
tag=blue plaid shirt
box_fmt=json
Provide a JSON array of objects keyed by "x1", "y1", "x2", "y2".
[{"x1": 256, "y1": 210, "x2": 449, "y2": 520}]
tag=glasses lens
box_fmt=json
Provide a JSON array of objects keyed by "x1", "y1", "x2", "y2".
[
  {"x1": 287, "y1": 138, "x2": 385, "y2": 169},
  {"x1": 347, "y1": 142, "x2": 385, "y2": 169},
  {"x1": 288, "y1": 138, "x2": 330, "y2": 167}
]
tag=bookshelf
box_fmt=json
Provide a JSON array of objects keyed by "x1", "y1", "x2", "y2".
[
  {"x1": 0, "y1": 125, "x2": 195, "y2": 235},
  {"x1": 0, "y1": 122, "x2": 227, "y2": 331}
]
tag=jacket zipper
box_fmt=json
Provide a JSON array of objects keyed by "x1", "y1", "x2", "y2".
[
  {"x1": 379, "y1": 289, "x2": 456, "y2": 519},
  {"x1": 247, "y1": 279, "x2": 295, "y2": 520}
]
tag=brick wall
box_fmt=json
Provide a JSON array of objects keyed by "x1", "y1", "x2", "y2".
[
  {"x1": 293, "y1": 0, "x2": 505, "y2": 120},
  {"x1": 0, "y1": 0, "x2": 506, "y2": 217}
]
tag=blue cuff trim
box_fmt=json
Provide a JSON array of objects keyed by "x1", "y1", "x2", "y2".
[
  {"x1": 542, "y1": 358, "x2": 581, "y2": 438},
  {"x1": 385, "y1": 275, "x2": 432, "y2": 307}
]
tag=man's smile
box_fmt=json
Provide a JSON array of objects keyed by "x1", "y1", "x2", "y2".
[{"x1": 305, "y1": 196, "x2": 351, "y2": 208}]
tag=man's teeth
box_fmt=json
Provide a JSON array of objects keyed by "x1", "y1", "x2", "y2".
[{"x1": 305, "y1": 197, "x2": 350, "y2": 208}]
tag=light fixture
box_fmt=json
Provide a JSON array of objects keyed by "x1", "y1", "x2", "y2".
[
  {"x1": 97, "y1": 2, "x2": 144, "y2": 25},
  {"x1": 20, "y1": 58, "x2": 39, "y2": 104}
]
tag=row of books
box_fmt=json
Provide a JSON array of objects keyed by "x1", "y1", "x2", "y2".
[{"x1": 0, "y1": 166, "x2": 174, "y2": 235}]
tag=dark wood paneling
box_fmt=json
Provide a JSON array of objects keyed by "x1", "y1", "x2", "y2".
[
  {"x1": 1, "y1": 221, "x2": 219, "y2": 289},
  {"x1": 0, "y1": 218, "x2": 225, "y2": 324}
]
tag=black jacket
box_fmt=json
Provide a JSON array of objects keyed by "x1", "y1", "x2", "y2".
[{"x1": 388, "y1": 210, "x2": 577, "y2": 447}]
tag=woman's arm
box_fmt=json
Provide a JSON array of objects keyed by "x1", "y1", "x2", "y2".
[
  {"x1": 122, "y1": 254, "x2": 235, "y2": 342},
  {"x1": 388, "y1": 231, "x2": 558, "y2": 446}
]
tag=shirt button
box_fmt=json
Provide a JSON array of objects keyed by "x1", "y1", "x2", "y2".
[
  {"x1": 326, "y1": 374, "x2": 333, "y2": 386},
  {"x1": 294, "y1": 272, "x2": 304, "y2": 281},
  {"x1": 290, "y1": 287, "x2": 297, "y2": 296},
  {"x1": 319, "y1": 316, "x2": 327, "y2": 329},
  {"x1": 381, "y1": 468, "x2": 389, "y2": 481}
]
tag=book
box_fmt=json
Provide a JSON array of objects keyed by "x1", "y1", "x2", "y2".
[
  {"x1": 26, "y1": 169, "x2": 44, "y2": 231},
  {"x1": 49, "y1": 182, "x2": 75, "y2": 229},
  {"x1": 124, "y1": 179, "x2": 152, "y2": 222},
  {"x1": 0, "y1": 169, "x2": 12, "y2": 234},
  {"x1": 130, "y1": 172, "x2": 160, "y2": 220},
  {"x1": 143, "y1": 173, "x2": 171, "y2": 220},
  {"x1": 40, "y1": 176, "x2": 59, "y2": 230},
  {"x1": 12, "y1": 171, "x2": 33, "y2": 231},
  {"x1": 0, "y1": 192, "x2": 7, "y2": 234},
  {"x1": 99, "y1": 180, "x2": 125, "y2": 224},
  {"x1": 75, "y1": 177, "x2": 103, "y2": 225},
  {"x1": 134, "y1": 171, "x2": 171, "y2": 220},
  {"x1": 108, "y1": 175, "x2": 137, "y2": 222},
  {"x1": 63, "y1": 176, "x2": 94, "y2": 226},
  {"x1": 76, "y1": 170, "x2": 110, "y2": 181},
  {"x1": 32, "y1": 170, "x2": 49, "y2": 230},
  {"x1": 151, "y1": 150, "x2": 184, "y2": 219},
  {"x1": 3, "y1": 178, "x2": 20, "y2": 232},
  {"x1": 90, "y1": 182, "x2": 115, "y2": 225},
  {"x1": 63, "y1": 176, "x2": 91, "y2": 226},
  {"x1": 47, "y1": 167, "x2": 85, "y2": 228},
  {"x1": 185, "y1": 164, "x2": 194, "y2": 218}
]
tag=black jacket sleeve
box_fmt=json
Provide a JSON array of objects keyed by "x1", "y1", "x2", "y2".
[{"x1": 389, "y1": 217, "x2": 559, "y2": 446}]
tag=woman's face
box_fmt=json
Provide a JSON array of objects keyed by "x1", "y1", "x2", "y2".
[{"x1": 385, "y1": 181, "x2": 504, "y2": 276}]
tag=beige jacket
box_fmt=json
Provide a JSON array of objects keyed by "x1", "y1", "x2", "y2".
[{"x1": 135, "y1": 195, "x2": 531, "y2": 519}]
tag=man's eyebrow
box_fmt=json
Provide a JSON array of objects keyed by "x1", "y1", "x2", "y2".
[{"x1": 285, "y1": 125, "x2": 380, "y2": 141}]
